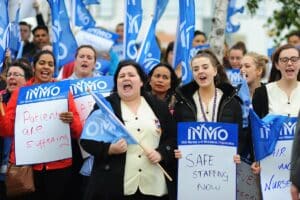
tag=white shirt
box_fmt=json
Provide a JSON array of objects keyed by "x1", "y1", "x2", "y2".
[
  {"x1": 266, "y1": 82, "x2": 300, "y2": 117},
  {"x1": 193, "y1": 88, "x2": 223, "y2": 122},
  {"x1": 122, "y1": 97, "x2": 167, "y2": 196}
]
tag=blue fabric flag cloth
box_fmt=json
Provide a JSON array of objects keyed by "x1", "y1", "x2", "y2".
[
  {"x1": 48, "y1": 0, "x2": 78, "y2": 77},
  {"x1": 80, "y1": 156, "x2": 94, "y2": 176},
  {"x1": 8, "y1": 7, "x2": 21, "y2": 60},
  {"x1": 226, "y1": 69, "x2": 251, "y2": 128},
  {"x1": 136, "y1": 0, "x2": 169, "y2": 74},
  {"x1": 136, "y1": 19, "x2": 160, "y2": 74},
  {"x1": 83, "y1": 0, "x2": 100, "y2": 5},
  {"x1": 74, "y1": 0, "x2": 96, "y2": 28},
  {"x1": 124, "y1": 0, "x2": 142, "y2": 60},
  {"x1": 173, "y1": 0, "x2": 195, "y2": 84},
  {"x1": 81, "y1": 92, "x2": 137, "y2": 144},
  {"x1": 249, "y1": 109, "x2": 288, "y2": 161},
  {"x1": 226, "y1": 0, "x2": 244, "y2": 33},
  {"x1": 0, "y1": 0, "x2": 9, "y2": 72}
]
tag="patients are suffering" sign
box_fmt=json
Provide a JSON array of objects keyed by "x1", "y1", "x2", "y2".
[{"x1": 15, "y1": 81, "x2": 71, "y2": 165}]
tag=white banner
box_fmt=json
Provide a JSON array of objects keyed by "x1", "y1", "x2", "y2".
[
  {"x1": 15, "y1": 82, "x2": 71, "y2": 165},
  {"x1": 260, "y1": 140, "x2": 293, "y2": 200},
  {"x1": 177, "y1": 122, "x2": 238, "y2": 200}
]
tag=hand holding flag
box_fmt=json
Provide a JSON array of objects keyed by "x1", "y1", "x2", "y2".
[{"x1": 84, "y1": 90, "x2": 173, "y2": 181}]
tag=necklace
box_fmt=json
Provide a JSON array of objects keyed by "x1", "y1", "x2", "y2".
[{"x1": 198, "y1": 88, "x2": 217, "y2": 122}]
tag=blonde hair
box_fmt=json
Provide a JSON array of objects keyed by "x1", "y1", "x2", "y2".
[{"x1": 244, "y1": 52, "x2": 268, "y2": 78}]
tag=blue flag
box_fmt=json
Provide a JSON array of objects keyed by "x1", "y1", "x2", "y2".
[
  {"x1": 94, "y1": 58, "x2": 110, "y2": 76},
  {"x1": 237, "y1": 78, "x2": 251, "y2": 128},
  {"x1": 189, "y1": 44, "x2": 210, "y2": 60},
  {"x1": 81, "y1": 91, "x2": 137, "y2": 144},
  {"x1": 0, "y1": 0, "x2": 9, "y2": 72},
  {"x1": 74, "y1": 0, "x2": 96, "y2": 28},
  {"x1": 8, "y1": 7, "x2": 21, "y2": 59},
  {"x1": 136, "y1": 19, "x2": 160, "y2": 74},
  {"x1": 153, "y1": 0, "x2": 169, "y2": 22},
  {"x1": 249, "y1": 109, "x2": 288, "y2": 161},
  {"x1": 226, "y1": 69, "x2": 251, "y2": 127},
  {"x1": 48, "y1": 0, "x2": 78, "y2": 77},
  {"x1": 173, "y1": 0, "x2": 195, "y2": 84},
  {"x1": 136, "y1": 0, "x2": 169, "y2": 73},
  {"x1": 124, "y1": 0, "x2": 142, "y2": 60},
  {"x1": 83, "y1": 0, "x2": 100, "y2": 5},
  {"x1": 226, "y1": 0, "x2": 244, "y2": 33}
]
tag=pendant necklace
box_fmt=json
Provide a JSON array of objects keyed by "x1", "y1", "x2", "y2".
[{"x1": 198, "y1": 88, "x2": 217, "y2": 122}]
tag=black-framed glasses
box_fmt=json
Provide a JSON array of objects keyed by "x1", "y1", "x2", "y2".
[
  {"x1": 279, "y1": 56, "x2": 300, "y2": 64},
  {"x1": 6, "y1": 72, "x2": 25, "y2": 78}
]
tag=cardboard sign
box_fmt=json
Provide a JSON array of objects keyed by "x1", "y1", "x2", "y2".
[
  {"x1": 15, "y1": 81, "x2": 71, "y2": 165},
  {"x1": 177, "y1": 122, "x2": 238, "y2": 200},
  {"x1": 260, "y1": 118, "x2": 297, "y2": 200}
]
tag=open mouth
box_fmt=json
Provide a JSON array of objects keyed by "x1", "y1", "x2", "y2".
[
  {"x1": 41, "y1": 71, "x2": 50, "y2": 78},
  {"x1": 286, "y1": 69, "x2": 295, "y2": 73},
  {"x1": 199, "y1": 75, "x2": 207, "y2": 81},
  {"x1": 81, "y1": 64, "x2": 88, "y2": 68},
  {"x1": 123, "y1": 83, "x2": 132, "y2": 91},
  {"x1": 8, "y1": 82, "x2": 17, "y2": 87}
]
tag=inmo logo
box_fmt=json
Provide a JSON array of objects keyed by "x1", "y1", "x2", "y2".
[
  {"x1": 227, "y1": 71, "x2": 241, "y2": 86},
  {"x1": 187, "y1": 125, "x2": 228, "y2": 141},
  {"x1": 25, "y1": 85, "x2": 60, "y2": 100},
  {"x1": 70, "y1": 80, "x2": 108, "y2": 94},
  {"x1": 280, "y1": 121, "x2": 296, "y2": 136}
]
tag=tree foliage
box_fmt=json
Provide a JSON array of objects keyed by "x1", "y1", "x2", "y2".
[{"x1": 246, "y1": 0, "x2": 300, "y2": 44}]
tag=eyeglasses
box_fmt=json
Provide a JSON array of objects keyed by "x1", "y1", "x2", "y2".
[
  {"x1": 279, "y1": 56, "x2": 300, "y2": 64},
  {"x1": 6, "y1": 72, "x2": 25, "y2": 78}
]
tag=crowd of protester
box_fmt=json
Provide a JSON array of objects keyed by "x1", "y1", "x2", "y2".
[{"x1": 0, "y1": 2, "x2": 300, "y2": 200}]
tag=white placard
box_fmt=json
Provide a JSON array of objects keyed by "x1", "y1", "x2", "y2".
[
  {"x1": 15, "y1": 99, "x2": 71, "y2": 165},
  {"x1": 260, "y1": 140, "x2": 292, "y2": 200},
  {"x1": 69, "y1": 77, "x2": 114, "y2": 158},
  {"x1": 177, "y1": 122, "x2": 238, "y2": 200},
  {"x1": 237, "y1": 161, "x2": 261, "y2": 200},
  {"x1": 258, "y1": 118, "x2": 297, "y2": 200},
  {"x1": 75, "y1": 30, "x2": 114, "y2": 52}
]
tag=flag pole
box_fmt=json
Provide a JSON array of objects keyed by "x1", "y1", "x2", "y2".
[
  {"x1": 0, "y1": 103, "x2": 5, "y2": 116},
  {"x1": 88, "y1": 90, "x2": 173, "y2": 181}
]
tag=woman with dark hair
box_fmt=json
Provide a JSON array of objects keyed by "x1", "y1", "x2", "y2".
[
  {"x1": 228, "y1": 41, "x2": 247, "y2": 69},
  {"x1": 81, "y1": 60, "x2": 176, "y2": 200},
  {"x1": 146, "y1": 63, "x2": 179, "y2": 113},
  {"x1": 0, "y1": 50, "x2": 82, "y2": 200},
  {"x1": 268, "y1": 45, "x2": 300, "y2": 83},
  {"x1": 163, "y1": 42, "x2": 174, "y2": 67},
  {"x1": 250, "y1": 44, "x2": 300, "y2": 187},
  {"x1": 173, "y1": 49, "x2": 243, "y2": 156},
  {"x1": 251, "y1": 44, "x2": 300, "y2": 119},
  {"x1": 0, "y1": 60, "x2": 33, "y2": 199},
  {"x1": 192, "y1": 30, "x2": 207, "y2": 47}
]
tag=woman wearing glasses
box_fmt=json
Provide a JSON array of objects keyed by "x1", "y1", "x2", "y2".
[
  {"x1": 0, "y1": 51, "x2": 83, "y2": 200},
  {"x1": 0, "y1": 60, "x2": 33, "y2": 199},
  {"x1": 249, "y1": 44, "x2": 300, "y2": 199}
]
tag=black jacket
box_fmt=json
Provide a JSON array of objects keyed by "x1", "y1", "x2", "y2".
[
  {"x1": 80, "y1": 92, "x2": 177, "y2": 200},
  {"x1": 252, "y1": 84, "x2": 269, "y2": 118},
  {"x1": 291, "y1": 111, "x2": 300, "y2": 189},
  {"x1": 173, "y1": 81, "x2": 244, "y2": 153}
]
